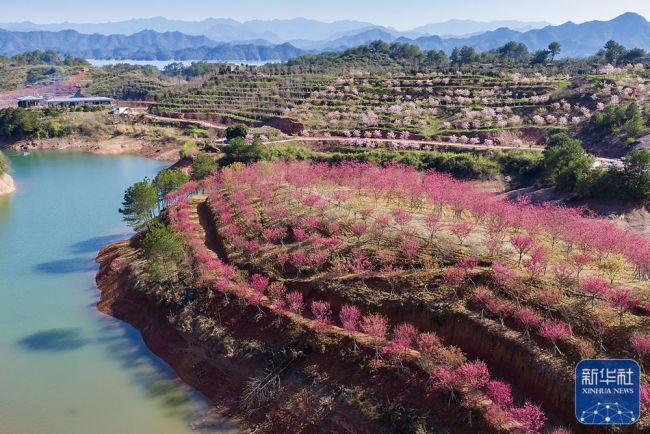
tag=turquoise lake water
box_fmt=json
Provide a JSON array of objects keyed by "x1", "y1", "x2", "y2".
[{"x1": 0, "y1": 152, "x2": 238, "y2": 434}]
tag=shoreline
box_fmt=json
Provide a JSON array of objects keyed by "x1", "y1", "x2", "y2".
[
  {"x1": 2, "y1": 136, "x2": 181, "y2": 162},
  {"x1": 95, "y1": 241, "x2": 245, "y2": 433},
  {"x1": 94, "y1": 240, "x2": 403, "y2": 434},
  {"x1": 0, "y1": 172, "x2": 15, "y2": 195}
]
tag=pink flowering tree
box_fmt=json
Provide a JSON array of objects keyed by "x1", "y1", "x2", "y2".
[
  {"x1": 392, "y1": 322, "x2": 418, "y2": 349},
  {"x1": 457, "y1": 360, "x2": 490, "y2": 391},
  {"x1": 391, "y1": 208, "x2": 412, "y2": 227},
  {"x1": 456, "y1": 360, "x2": 490, "y2": 425},
  {"x1": 449, "y1": 221, "x2": 474, "y2": 245},
  {"x1": 486, "y1": 380, "x2": 513, "y2": 408},
  {"x1": 523, "y1": 244, "x2": 548, "y2": 280},
  {"x1": 249, "y1": 274, "x2": 269, "y2": 293},
  {"x1": 514, "y1": 307, "x2": 543, "y2": 342},
  {"x1": 511, "y1": 234, "x2": 534, "y2": 264},
  {"x1": 571, "y1": 251, "x2": 593, "y2": 278},
  {"x1": 539, "y1": 320, "x2": 571, "y2": 355},
  {"x1": 443, "y1": 267, "x2": 465, "y2": 298},
  {"x1": 630, "y1": 335, "x2": 650, "y2": 372},
  {"x1": 641, "y1": 384, "x2": 650, "y2": 413},
  {"x1": 346, "y1": 249, "x2": 374, "y2": 274},
  {"x1": 339, "y1": 304, "x2": 361, "y2": 351},
  {"x1": 458, "y1": 256, "x2": 478, "y2": 276},
  {"x1": 580, "y1": 276, "x2": 610, "y2": 308},
  {"x1": 290, "y1": 250, "x2": 309, "y2": 277},
  {"x1": 471, "y1": 286, "x2": 493, "y2": 319},
  {"x1": 245, "y1": 274, "x2": 268, "y2": 313},
  {"x1": 608, "y1": 289, "x2": 639, "y2": 326},
  {"x1": 401, "y1": 236, "x2": 422, "y2": 265},
  {"x1": 431, "y1": 366, "x2": 462, "y2": 402},
  {"x1": 417, "y1": 332, "x2": 442, "y2": 359},
  {"x1": 245, "y1": 290, "x2": 264, "y2": 313},
  {"x1": 425, "y1": 214, "x2": 442, "y2": 244},
  {"x1": 486, "y1": 297, "x2": 514, "y2": 326},
  {"x1": 285, "y1": 291, "x2": 304, "y2": 314},
  {"x1": 382, "y1": 322, "x2": 417, "y2": 368},
  {"x1": 552, "y1": 261, "x2": 574, "y2": 287},
  {"x1": 360, "y1": 313, "x2": 388, "y2": 359},
  {"x1": 510, "y1": 402, "x2": 547, "y2": 434},
  {"x1": 268, "y1": 281, "x2": 286, "y2": 301},
  {"x1": 349, "y1": 221, "x2": 368, "y2": 242},
  {"x1": 311, "y1": 300, "x2": 332, "y2": 328}
]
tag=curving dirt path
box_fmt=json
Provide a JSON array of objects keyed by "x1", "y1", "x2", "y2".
[
  {"x1": 142, "y1": 114, "x2": 227, "y2": 130},
  {"x1": 192, "y1": 197, "x2": 230, "y2": 261}
]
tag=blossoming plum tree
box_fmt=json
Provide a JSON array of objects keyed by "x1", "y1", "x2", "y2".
[
  {"x1": 360, "y1": 313, "x2": 388, "y2": 359},
  {"x1": 539, "y1": 320, "x2": 571, "y2": 355}
]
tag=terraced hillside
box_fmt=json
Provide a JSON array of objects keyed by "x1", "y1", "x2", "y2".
[
  {"x1": 101, "y1": 161, "x2": 650, "y2": 433},
  {"x1": 152, "y1": 63, "x2": 650, "y2": 152},
  {"x1": 154, "y1": 70, "x2": 335, "y2": 123}
]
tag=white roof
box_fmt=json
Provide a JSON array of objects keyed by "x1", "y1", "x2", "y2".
[
  {"x1": 45, "y1": 97, "x2": 112, "y2": 103},
  {"x1": 17, "y1": 96, "x2": 44, "y2": 101}
]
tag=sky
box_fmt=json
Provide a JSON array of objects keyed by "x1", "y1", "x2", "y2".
[{"x1": 5, "y1": 0, "x2": 650, "y2": 30}]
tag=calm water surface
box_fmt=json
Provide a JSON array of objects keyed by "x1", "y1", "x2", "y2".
[{"x1": 0, "y1": 151, "x2": 238, "y2": 434}]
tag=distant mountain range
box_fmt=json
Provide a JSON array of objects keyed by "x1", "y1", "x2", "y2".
[
  {"x1": 411, "y1": 20, "x2": 551, "y2": 37},
  {"x1": 0, "y1": 17, "x2": 550, "y2": 44},
  {"x1": 0, "y1": 29, "x2": 302, "y2": 61},
  {"x1": 0, "y1": 13, "x2": 648, "y2": 61},
  {"x1": 397, "y1": 12, "x2": 650, "y2": 57}
]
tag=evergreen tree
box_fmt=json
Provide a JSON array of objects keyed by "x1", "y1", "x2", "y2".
[
  {"x1": 548, "y1": 42, "x2": 561, "y2": 60},
  {"x1": 119, "y1": 178, "x2": 158, "y2": 230},
  {"x1": 140, "y1": 223, "x2": 186, "y2": 283}
]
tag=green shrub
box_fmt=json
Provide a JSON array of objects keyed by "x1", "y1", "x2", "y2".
[
  {"x1": 623, "y1": 149, "x2": 650, "y2": 199},
  {"x1": 0, "y1": 107, "x2": 77, "y2": 140},
  {"x1": 153, "y1": 169, "x2": 189, "y2": 200},
  {"x1": 225, "y1": 124, "x2": 249, "y2": 141},
  {"x1": 220, "y1": 136, "x2": 265, "y2": 165},
  {"x1": 542, "y1": 134, "x2": 594, "y2": 192},
  {"x1": 586, "y1": 103, "x2": 646, "y2": 139},
  {"x1": 140, "y1": 223, "x2": 186, "y2": 283},
  {"x1": 314, "y1": 149, "x2": 500, "y2": 179},
  {"x1": 494, "y1": 150, "x2": 544, "y2": 178},
  {"x1": 191, "y1": 155, "x2": 218, "y2": 180},
  {"x1": 186, "y1": 124, "x2": 209, "y2": 138},
  {"x1": 180, "y1": 140, "x2": 198, "y2": 158},
  {"x1": 261, "y1": 144, "x2": 312, "y2": 161}
]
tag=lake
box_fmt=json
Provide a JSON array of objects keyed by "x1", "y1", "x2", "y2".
[{"x1": 0, "y1": 151, "x2": 238, "y2": 434}]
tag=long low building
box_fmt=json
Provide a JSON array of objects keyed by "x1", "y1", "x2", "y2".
[
  {"x1": 17, "y1": 96, "x2": 112, "y2": 108},
  {"x1": 16, "y1": 96, "x2": 44, "y2": 108}
]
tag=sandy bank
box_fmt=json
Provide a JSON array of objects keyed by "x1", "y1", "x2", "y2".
[
  {"x1": 0, "y1": 173, "x2": 15, "y2": 195},
  {"x1": 4, "y1": 136, "x2": 180, "y2": 162}
]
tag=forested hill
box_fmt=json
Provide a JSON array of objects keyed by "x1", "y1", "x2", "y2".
[{"x1": 0, "y1": 29, "x2": 305, "y2": 61}]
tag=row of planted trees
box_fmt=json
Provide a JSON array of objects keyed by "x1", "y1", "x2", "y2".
[
  {"x1": 199, "y1": 162, "x2": 650, "y2": 365},
  {"x1": 163, "y1": 185, "x2": 559, "y2": 433},
  {"x1": 154, "y1": 160, "x2": 650, "y2": 431},
  {"x1": 293, "y1": 67, "x2": 643, "y2": 138}
]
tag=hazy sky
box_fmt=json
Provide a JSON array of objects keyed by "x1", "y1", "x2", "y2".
[{"x1": 6, "y1": 0, "x2": 650, "y2": 29}]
